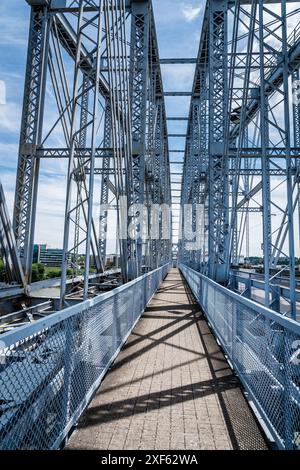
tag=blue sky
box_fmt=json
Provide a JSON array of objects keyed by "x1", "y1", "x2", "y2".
[{"x1": 0, "y1": 0, "x2": 204, "y2": 250}]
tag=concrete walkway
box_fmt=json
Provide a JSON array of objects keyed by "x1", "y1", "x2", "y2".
[{"x1": 66, "y1": 269, "x2": 268, "y2": 450}]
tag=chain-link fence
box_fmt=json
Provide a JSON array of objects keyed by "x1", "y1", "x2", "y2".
[
  {"x1": 180, "y1": 264, "x2": 300, "y2": 450},
  {"x1": 0, "y1": 263, "x2": 170, "y2": 450}
]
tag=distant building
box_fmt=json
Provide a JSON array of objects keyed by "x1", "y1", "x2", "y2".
[
  {"x1": 33, "y1": 244, "x2": 70, "y2": 267},
  {"x1": 105, "y1": 254, "x2": 120, "y2": 268},
  {"x1": 33, "y1": 244, "x2": 46, "y2": 264}
]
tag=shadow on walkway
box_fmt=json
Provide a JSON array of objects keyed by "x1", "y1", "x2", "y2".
[{"x1": 66, "y1": 269, "x2": 269, "y2": 451}]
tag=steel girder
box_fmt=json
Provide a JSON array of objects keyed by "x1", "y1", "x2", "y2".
[
  {"x1": 180, "y1": 0, "x2": 300, "y2": 319},
  {"x1": 98, "y1": 99, "x2": 112, "y2": 268},
  {"x1": 13, "y1": 4, "x2": 51, "y2": 284},
  {"x1": 73, "y1": 73, "x2": 90, "y2": 276},
  {"x1": 148, "y1": 98, "x2": 163, "y2": 270},
  {"x1": 1, "y1": 0, "x2": 171, "y2": 305},
  {"x1": 31, "y1": 146, "x2": 300, "y2": 159},
  {"x1": 208, "y1": 0, "x2": 228, "y2": 282},
  {"x1": 179, "y1": 74, "x2": 202, "y2": 266},
  {"x1": 129, "y1": 2, "x2": 171, "y2": 274},
  {"x1": 180, "y1": 0, "x2": 229, "y2": 282},
  {"x1": 190, "y1": 100, "x2": 201, "y2": 271},
  {"x1": 127, "y1": 0, "x2": 150, "y2": 279},
  {"x1": 60, "y1": 0, "x2": 104, "y2": 305}
]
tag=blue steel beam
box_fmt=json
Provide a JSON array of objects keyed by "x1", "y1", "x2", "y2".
[
  {"x1": 7, "y1": 0, "x2": 172, "y2": 301},
  {"x1": 180, "y1": 0, "x2": 300, "y2": 320}
]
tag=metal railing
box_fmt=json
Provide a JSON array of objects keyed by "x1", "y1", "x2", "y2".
[
  {"x1": 229, "y1": 270, "x2": 300, "y2": 313},
  {"x1": 180, "y1": 264, "x2": 300, "y2": 450},
  {"x1": 0, "y1": 263, "x2": 171, "y2": 450},
  {"x1": 231, "y1": 269, "x2": 300, "y2": 290}
]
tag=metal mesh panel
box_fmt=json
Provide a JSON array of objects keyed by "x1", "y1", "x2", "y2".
[
  {"x1": 0, "y1": 263, "x2": 171, "y2": 450},
  {"x1": 180, "y1": 264, "x2": 300, "y2": 450}
]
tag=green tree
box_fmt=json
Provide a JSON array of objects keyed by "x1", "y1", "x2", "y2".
[
  {"x1": 31, "y1": 263, "x2": 46, "y2": 282},
  {"x1": 37, "y1": 263, "x2": 45, "y2": 277},
  {"x1": 0, "y1": 259, "x2": 6, "y2": 282},
  {"x1": 47, "y1": 269, "x2": 61, "y2": 279},
  {"x1": 31, "y1": 264, "x2": 40, "y2": 282}
]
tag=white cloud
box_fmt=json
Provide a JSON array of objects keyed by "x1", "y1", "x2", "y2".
[
  {"x1": 0, "y1": 102, "x2": 22, "y2": 134},
  {"x1": 0, "y1": 15, "x2": 28, "y2": 47},
  {"x1": 161, "y1": 63, "x2": 195, "y2": 91},
  {"x1": 181, "y1": 3, "x2": 202, "y2": 22},
  {"x1": 0, "y1": 81, "x2": 6, "y2": 105}
]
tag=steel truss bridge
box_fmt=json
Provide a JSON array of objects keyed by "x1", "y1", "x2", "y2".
[{"x1": 0, "y1": 0, "x2": 300, "y2": 451}]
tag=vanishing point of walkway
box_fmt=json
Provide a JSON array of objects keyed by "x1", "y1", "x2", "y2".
[{"x1": 66, "y1": 269, "x2": 268, "y2": 450}]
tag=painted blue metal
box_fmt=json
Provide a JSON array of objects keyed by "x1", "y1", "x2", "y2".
[
  {"x1": 0, "y1": 263, "x2": 171, "y2": 450},
  {"x1": 180, "y1": 263, "x2": 300, "y2": 450},
  {"x1": 229, "y1": 270, "x2": 300, "y2": 311}
]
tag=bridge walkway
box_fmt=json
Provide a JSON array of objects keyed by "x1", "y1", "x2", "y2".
[{"x1": 66, "y1": 269, "x2": 268, "y2": 450}]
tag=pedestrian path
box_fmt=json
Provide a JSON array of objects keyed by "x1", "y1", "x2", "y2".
[{"x1": 66, "y1": 269, "x2": 268, "y2": 450}]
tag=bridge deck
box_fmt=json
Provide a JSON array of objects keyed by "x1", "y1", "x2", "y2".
[{"x1": 66, "y1": 269, "x2": 268, "y2": 450}]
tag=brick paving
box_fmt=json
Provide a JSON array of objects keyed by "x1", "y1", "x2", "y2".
[{"x1": 66, "y1": 269, "x2": 268, "y2": 450}]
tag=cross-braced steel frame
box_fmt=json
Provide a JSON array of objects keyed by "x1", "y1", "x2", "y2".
[
  {"x1": 3, "y1": 0, "x2": 171, "y2": 307},
  {"x1": 3, "y1": 0, "x2": 300, "y2": 320},
  {"x1": 179, "y1": 0, "x2": 300, "y2": 319}
]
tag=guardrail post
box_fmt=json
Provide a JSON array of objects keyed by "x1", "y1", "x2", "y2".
[
  {"x1": 232, "y1": 296, "x2": 243, "y2": 369},
  {"x1": 246, "y1": 276, "x2": 252, "y2": 300},
  {"x1": 62, "y1": 316, "x2": 76, "y2": 427},
  {"x1": 113, "y1": 293, "x2": 120, "y2": 351},
  {"x1": 271, "y1": 285, "x2": 280, "y2": 312},
  {"x1": 199, "y1": 273, "x2": 202, "y2": 304}
]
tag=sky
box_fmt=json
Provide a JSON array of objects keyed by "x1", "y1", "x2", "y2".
[{"x1": 0, "y1": 0, "x2": 204, "y2": 252}]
